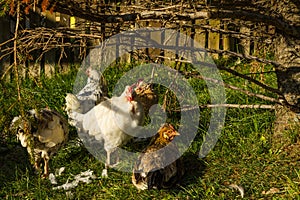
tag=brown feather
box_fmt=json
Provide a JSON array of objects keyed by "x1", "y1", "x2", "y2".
[
  {"x1": 133, "y1": 82, "x2": 158, "y2": 116},
  {"x1": 11, "y1": 108, "x2": 69, "y2": 178},
  {"x1": 132, "y1": 123, "x2": 184, "y2": 190}
]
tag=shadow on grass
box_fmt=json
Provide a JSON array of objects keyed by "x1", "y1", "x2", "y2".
[
  {"x1": 180, "y1": 151, "x2": 207, "y2": 187},
  {"x1": 0, "y1": 144, "x2": 33, "y2": 189}
]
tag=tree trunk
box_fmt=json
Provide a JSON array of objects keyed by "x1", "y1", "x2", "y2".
[{"x1": 273, "y1": 1, "x2": 300, "y2": 148}]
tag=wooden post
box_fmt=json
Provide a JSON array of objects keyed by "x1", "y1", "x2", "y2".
[
  {"x1": 149, "y1": 21, "x2": 162, "y2": 63},
  {"x1": 0, "y1": 16, "x2": 12, "y2": 81},
  {"x1": 194, "y1": 19, "x2": 207, "y2": 49},
  {"x1": 208, "y1": 19, "x2": 220, "y2": 59},
  {"x1": 59, "y1": 13, "x2": 70, "y2": 72},
  {"x1": 222, "y1": 20, "x2": 230, "y2": 58},
  {"x1": 240, "y1": 25, "x2": 251, "y2": 56},
  {"x1": 43, "y1": 11, "x2": 57, "y2": 77},
  {"x1": 26, "y1": 9, "x2": 41, "y2": 79},
  {"x1": 163, "y1": 21, "x2": 174, "y2": 67}
]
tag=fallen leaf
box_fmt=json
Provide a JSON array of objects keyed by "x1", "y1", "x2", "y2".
[
  {"x1": 49, "y1": 173, "x2": 57, "y2": 185},
  {"x1": 228, "y1": 183, "x2": 244, "y2": 198},
  {"x1": 55, "y1": 167, "x2": 65, "y2": 176},
  {"x1": 262, "y1": 187, "x2": 280, "y2": 195}
]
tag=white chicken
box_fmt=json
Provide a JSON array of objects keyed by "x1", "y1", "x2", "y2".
[
  {"x1": 67, "y1": 84, "x2": 144, "y2": 177},
  {"x1": 10, "y1": 108, "x2": 69, "y2": 178}
]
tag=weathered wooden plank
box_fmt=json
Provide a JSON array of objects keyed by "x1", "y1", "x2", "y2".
[
  {"x1": 222, "y1": 20, "x2": 230, "y2": 58},
  {"x1": 43, "y1": 11, "x2": 57, "y2": 76},
  {"x1": 44, "y1": 50, "x2": 56, "y2": 77},
  {"x1": 194, "y1": 19, "x2": 207, "y2": 48},
  {"x1": 240, "y1": 25, "x2": 251, "y2": 56},
  {"x1": 208, "y1": 19, "x2": 220, "y2": 59},
  {"x1": 0, "y1": 16, "x2": 12, "y2": 81}
]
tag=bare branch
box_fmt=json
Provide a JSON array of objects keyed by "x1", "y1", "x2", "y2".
[
  {"x1": 44, "y1": 0, "x2": 300, "y2": 38},
  {"x1": 201, "y1": 104, "x2": 275, "y2": 109},
  {"x1": 205, "y1": 76, "x2": 280, "y2": 104},
  {"x1": 156, "y1": 54, "x2": 281, "y2": 97},
  {"x1": 173, "y1": 104, "x2": 275, "y2": 112},
  {"x1": 208, "y1": 8, "x2": 300, "y2": 39},
  {"x1": 179, "y1": 24, "x2": 274, "y2": 41},
  {"x1": 216, "y1": 65, "x2": 282, "y2": 96},
  {"x1": 1, "y1": 64, "x2": 14, "y2": 80},
  {"x1": 207, "y1": 49, "x2": 280, "y2": 66},
  {"x1": 184, "y1": 72, "x2": 281, "y2": 104},
  {"x1": 13, "y1": 1, "x2": 21, "y2": 103}
]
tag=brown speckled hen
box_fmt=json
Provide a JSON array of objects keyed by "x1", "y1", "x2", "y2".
[
  {"x1": 11, "y1": 108, "x2": 69, "y2": 178},
  {"x1": 133, "y1": 80, "x2": 158, "y2": 116},
  {"x1": 132, "y1": 123, "x2": 184, "y2": 190}
]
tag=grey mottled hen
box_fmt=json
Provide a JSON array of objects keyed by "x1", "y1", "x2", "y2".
[
  {"x1": 10, "y1": 108, "x2": 69, "y2": 178},
  {"x1": 65, "y1": 67, "x2": 108, "y2": 116}
]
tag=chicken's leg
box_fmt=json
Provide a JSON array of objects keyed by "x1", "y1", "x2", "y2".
[
  {"x1": 109, "y1": 148, "x2": 120, "y2": 167},
  {"x1": 42, "y1": 153, "x2": 50, "y2": 178},
  {"x1": 101, "y1": 148, "x2": 120, "y2": 177},
  {"x1": 34, "y1": 158, "x2": 41, "y2": 171},
  {"x1": 101, "y1": 150, "x2": 111, "y2": 178}
]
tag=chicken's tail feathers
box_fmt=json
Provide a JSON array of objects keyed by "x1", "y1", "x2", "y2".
[{"x1": 65, "y1": 93, "x2": 82, "y2": 113}]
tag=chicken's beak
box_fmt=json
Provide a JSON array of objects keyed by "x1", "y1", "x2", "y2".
[{"x1": 174, "y1": 131, "x2": 180, "y2": 136}]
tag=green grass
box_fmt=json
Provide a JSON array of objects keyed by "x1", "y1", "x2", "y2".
[{"x1": 1, "y1": 60, "x2": 299, "y2": 199}]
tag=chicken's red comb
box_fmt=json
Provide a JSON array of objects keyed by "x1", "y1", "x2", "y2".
[
  {"x1": 137, "y1": 78, "x2": 144, "y2": 84},
  {"x1": 128, "y1": 85, "x2": 133, "y2": 92},
  {"x1": 130, "y1": 82, "x2": 138, "y2": 89},
  {"x1": 168, "y1": 124, "x2": 180, "y2": 136}
]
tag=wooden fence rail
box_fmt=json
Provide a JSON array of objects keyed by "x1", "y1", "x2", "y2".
[{"x1": 0, "y1": 5, "x2": 276, "y2": 80}]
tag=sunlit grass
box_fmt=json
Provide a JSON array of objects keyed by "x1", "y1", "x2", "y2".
[{"x1": 0, "y1": 60, "x2": 299, "y2": 199}]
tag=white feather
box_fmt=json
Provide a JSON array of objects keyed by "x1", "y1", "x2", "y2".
[
  {"x1": 68, "y1": 85, "x2": 144, "y2": 177},
  {"x1": 71, "y1": 86, "x2": 143, "y2": 149},
  {"x1": 77, "y1": 69, "x2": 106, "y2": 113}
]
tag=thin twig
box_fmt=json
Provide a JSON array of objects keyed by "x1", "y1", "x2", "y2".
[
  {"x1": 172, "y1": 104, "x2": 275, "y2": 111},
  {"x1": 217, "y1": 65, "x2": 282, "y2": 95},
  {"x1": 156, "y1": 54, "x2": 281, "y2": 97},
  {"x1": 207, "y1": 48, "x2": 279, "y2": 66},
  {"x1": 183, "y1": 71, "x2": 281, "y2": 104},
  {"x1": 13, "y1": 1, "x2": 21, "y2": 103},
  {"x1": 204, "y1": 76, "x2": 281, "y2": 104},
  {"x1": 1, "y1": 64, "x2": 14, "y2": 80},
  {"x1": 201, "y1": 104, "x2": 275, "y2": 109}
]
